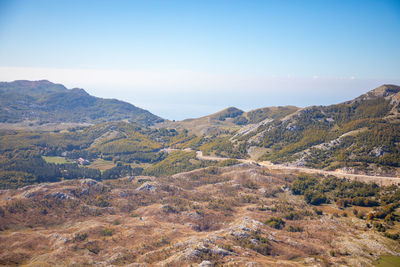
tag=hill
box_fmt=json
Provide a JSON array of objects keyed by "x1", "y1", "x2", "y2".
[
  {"x1": 0, "y1": 80, "x2": 163, "y2": 126},
  {"x1": 158, "y1": 106, "x2": 299, "y2": 136},
  {"x1": 233, "y1": 84, "x2": 400, "y2": 176}
]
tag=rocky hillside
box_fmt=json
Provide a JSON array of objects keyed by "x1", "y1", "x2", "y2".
[
  {"x1": 234, "y1": 84, "x2": 400, "y2": 176},
  {"x1": 159, "y1": 106, "x2": 299, "y2": 136},
  {"x1": 1, "y1": 164, "x2": 399, "y2": 266},
  {"x1": 0, "y1": 80, "x2": 163, "y2": 126}
]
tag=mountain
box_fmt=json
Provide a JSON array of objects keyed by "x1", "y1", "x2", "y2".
[
  {"x1": 158, "y1": 106, "x2": 299, "y2": 135},
  {"x1": 233, "y1": 84, "x2": 400, "y2": 175},
  {"x1": 233, "y1": 106, "x2": 300, "y2": 125},
  {"x1": 0, "y1": 80, "x2": 163, "y2": 126}
]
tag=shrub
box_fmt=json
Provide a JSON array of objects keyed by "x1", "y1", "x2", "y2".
[
  {"x1": 234, "y1": 230, "x2": 271, "y2": 256},
  {"x1": 351, "y1": 197, "x2": 379, "y2": 207},
  {"x1": 384, "y1": 232, "x2": 400, "y2": 240},
  {"x1": 284, "y1": 212, "x2": 303, "y2": 220},
  {"x1": 336, "y1": 198, "x2": 351, "y2": 208},
  {"x1": 357, "y1": 211, "x2": 366, "y2": 219},
  {"x1": 287, "y1": 225, "x2": 303, "y2": 232},
  {"x1": 384, "y1": 213, "x2": 395, "y2": 223},
  {"x1": 264, "y1": 217, "x2": 285, "y2": 229},
  {"x1": 85, "y1": 241, "x2": 101, "y2": 254},
  {"x1": 243, "y1": 179, "x2": 258, "y2": 190},
  {"x1": 101, "y1": 227, "x2": 114, "y2": 236},
  {"x1": 137, "y1": 178, "x2": 151, "y2": 184},
  {"x1": 373, "y1": 222, "x2": 386, "y2": 232},
  {"x1": 291, "y1": 174, "x2": 318, "y2": 195},
  {"x1": 74, "y1": 232, "x2": 88, "y2": 242},
  {"x1": 304, "y1": 190, "x2": 327, "y2": 205},
  {"x1": 314, "y1": 208, "x2": 323, "y2": 215},
  {"x1": 95, "y1": 195, "x2": 110, "y2": 207}
]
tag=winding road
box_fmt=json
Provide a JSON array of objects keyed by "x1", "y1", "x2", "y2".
[{"x1": 195, "y1": 151, "x2": 400, "y2": 186}]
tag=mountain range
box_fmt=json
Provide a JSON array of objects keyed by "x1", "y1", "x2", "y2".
[
  {"x1": 0, "y1": 80, "x2": 400, "y2": 174},
  {"x1": 1, "y1": 80, "x2": 400, "y2": 176},
  {"x1": 1, "y1": 80, "x2": 400, "y2": 266}
]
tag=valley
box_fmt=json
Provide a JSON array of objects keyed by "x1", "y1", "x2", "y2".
[
  {"x1": 1, "y1": 81, "x2": 400, "y2": 266},
  {"x1": 2, "y1": 0, "x2": 399, "y2": 265}
]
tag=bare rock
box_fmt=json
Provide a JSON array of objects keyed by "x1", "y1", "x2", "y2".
[
  {"x1": 211, "y1": 247, "x2": 232, "y2": 256},
  {"x1": 48, "y1": 192, "x2": 74, "y2": 200},
  {"x1": 135, "y1": 182, "x2": 158, "y2": 193},
  {"x1": 80, "y1": 179, "x2": 98, "y2": 187},
  {"x1": 198, "y1": 260, "x2": 212, "y2": 267}
]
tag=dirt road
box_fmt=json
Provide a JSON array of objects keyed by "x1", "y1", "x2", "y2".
[{"x1": 195, "y1": 151, "x2": 400, "y2": 186}]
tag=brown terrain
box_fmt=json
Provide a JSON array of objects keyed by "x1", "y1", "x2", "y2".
[{"x1": 1, "y1": 164, "x2": 399, "y2": 266}]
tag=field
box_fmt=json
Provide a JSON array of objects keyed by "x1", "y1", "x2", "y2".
[
  {"x1": 375, "y1": 256, "x2": 400, "y2": 267},
  {"x1": 42, "y1": 156, "x2": 73, "y2": 164},
  {"x1": 87, "y1": 158, "x2": 116, "y2": 171}
]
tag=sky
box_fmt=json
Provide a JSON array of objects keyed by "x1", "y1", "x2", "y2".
[{"x1": 0, "y1": 0, "x2": 399, "y2": 120}]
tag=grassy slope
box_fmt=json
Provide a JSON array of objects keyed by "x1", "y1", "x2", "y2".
[{"x1": 375, "y1": 256, "x2": 400, "y2": 267}]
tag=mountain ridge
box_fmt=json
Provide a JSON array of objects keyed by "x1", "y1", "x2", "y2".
[
  {"x1": 229, "y1": 84, "x2": 400, "y2": 176},
  {"x1": 0, "y1": 80, "x2": 163, "y2": 126}
]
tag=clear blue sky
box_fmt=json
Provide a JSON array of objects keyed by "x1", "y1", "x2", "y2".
[{"x1": 0, "y1": 0, "x2": 399, "y2": 119}]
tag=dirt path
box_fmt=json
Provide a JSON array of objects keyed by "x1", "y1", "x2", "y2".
[
  {"x1": 195, "y1": 151, "x2": 400, "y2": 186},
  {"x1": 257, "y1": 161, "x2": 400, "y2": 186},
  {"x1": 195, "y1": 151, "x2": 228, "y2": 161}
]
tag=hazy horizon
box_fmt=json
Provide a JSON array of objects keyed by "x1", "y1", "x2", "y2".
[
  {"x1": 1, "y1": 0, "x2": 399, "y2": 119},
  {"x1": 1, "y1": 74, "x2": 399, "y2": 120}
]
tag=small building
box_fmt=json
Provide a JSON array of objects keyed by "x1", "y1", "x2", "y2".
[{"x1": 77, "y1": 158, "x2": 90, "y2": 165}]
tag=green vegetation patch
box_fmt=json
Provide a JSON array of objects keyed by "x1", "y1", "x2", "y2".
[
  {"x1": 291, "y1": 173, "x2": 381, "y2": 206},
  {"x1": 374, "y1": 256, "x2": 400, "y2": 267},
  {"x1": 42, "y1": 156, "x2": 72, "y2": 164},
  {"x1": 199, "y1": 136, "x2": 248, "y2": 158},
  {"x1": 143, "y1": 151, "x2": 215, "y2": 176}
]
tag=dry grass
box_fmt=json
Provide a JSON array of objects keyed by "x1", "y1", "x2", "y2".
[
  {"x1": 0, "y1": 165, "x2": 399, "y2": 266},
  {"x1": 87, "y1": 158, "x2": 116, "y2": 171}
]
